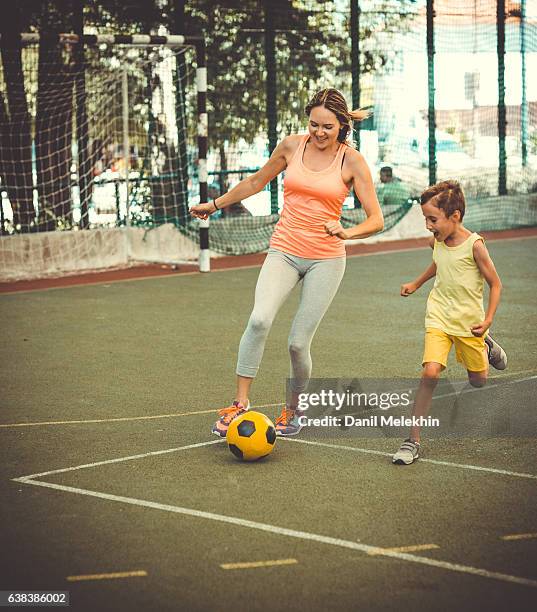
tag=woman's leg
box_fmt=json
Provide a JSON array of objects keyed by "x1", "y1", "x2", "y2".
[
  {"x1": 235, "y1": 375, "x2": 254, "y2": 407},
  {"x1": 286, "y1": 257, "x2": 346, "y2": 399},
  {"x1": 235, "y1": 250, "x2": 301, "y2": 402}
]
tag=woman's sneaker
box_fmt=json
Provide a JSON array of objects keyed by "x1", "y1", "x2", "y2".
[
  {"x1": 212, "y1": 401, "x2": 250, "y2": 438},
  {"x1": 485, "y1": 334, "x2": 507, "y2": 370},
  {"x1": 275, "y1": 407, "x2": 304, "y2": 436},
  {"x1": 392, "y1": 439, "x2": 420, "y2": 465}
]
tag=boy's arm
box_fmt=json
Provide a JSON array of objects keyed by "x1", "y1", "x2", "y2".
[
  {"x1": 401, "y1": 262, "x2": 437, "y2": 296},
  {"x1": 470, "y1": 239, "x2": 502, "y2": 336},
  {"x1": 401, "y1": 238, "x2": 436, "y2": 296}
]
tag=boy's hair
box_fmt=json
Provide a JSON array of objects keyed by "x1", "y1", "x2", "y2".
[{"x1": 420, "y1": 180, "x2": 466, "y2": 220}]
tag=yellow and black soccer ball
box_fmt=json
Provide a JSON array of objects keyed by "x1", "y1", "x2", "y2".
[{"x1": 226, "y1": 411, "x2": 277, "y2": 462}]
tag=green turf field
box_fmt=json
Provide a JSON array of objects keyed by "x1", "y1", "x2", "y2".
[{"x1": 1, "y1": 237, "x2": 536, "y2": 611}]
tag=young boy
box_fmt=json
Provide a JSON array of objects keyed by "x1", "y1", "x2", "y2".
[{"x1": 393, "y1": 180, "x2": 507, "y2": 465}]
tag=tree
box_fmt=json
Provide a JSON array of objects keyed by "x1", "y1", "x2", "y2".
[
  {"x1": 0, "y1": 0, "x2": 419, "y2": 234},
  {"x1": 184, "y1": 1, "x2": 418, "y2": 174},
  {"x1": 0, "y1": 1, "x2": 79, "y2": 232},
  {"x1": 0, "y1": 5, "x2": 35, "y2": 232},
  {"x1": 35, "y1": 3, "x2": 75, "y2": 229}
]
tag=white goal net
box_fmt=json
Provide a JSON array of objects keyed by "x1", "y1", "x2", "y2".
[{"x1": 0, "y1": 35, "x2": 203, "y2": 281}]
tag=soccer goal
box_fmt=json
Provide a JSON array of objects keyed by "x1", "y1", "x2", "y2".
[{"x1": 0, "y1": 33, "x2": 209, "y2": 281}]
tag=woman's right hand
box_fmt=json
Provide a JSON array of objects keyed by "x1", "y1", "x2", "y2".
[{"x1": 189, "y1": 202, "x2": 217, "y2": 220}]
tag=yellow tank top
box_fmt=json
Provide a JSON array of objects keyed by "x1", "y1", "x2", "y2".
[{"x1": 425, "y1": 232, "x2": 485, "y2": 337}]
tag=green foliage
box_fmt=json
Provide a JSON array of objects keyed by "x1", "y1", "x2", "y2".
[
  {"x1": 13, "y1": 0, "x2": 419, "y2": 151},
  {"x1": 184, "y1": 1, "x2": 418, "y2": 146}
]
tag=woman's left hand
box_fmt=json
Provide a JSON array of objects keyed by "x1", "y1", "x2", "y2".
[{"x1": 324, "y1": 220, "x2": 348, "y2": 240}]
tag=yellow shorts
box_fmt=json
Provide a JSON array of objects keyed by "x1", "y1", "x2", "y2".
[{"x1": 423, "y1": 328, "x2": 488, "y2": 372}]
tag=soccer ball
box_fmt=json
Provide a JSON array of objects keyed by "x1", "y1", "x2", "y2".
[{"x1": 226, "y1": 411, "x2": 277, "y2": 462}]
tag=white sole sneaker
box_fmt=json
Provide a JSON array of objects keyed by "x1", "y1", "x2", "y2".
[
  {"x1": 485, "y1": 335, "x2": 507, "y2": 370},
  {"x1": 392, "y1": 439, "x2": 420, "y2": 465}
]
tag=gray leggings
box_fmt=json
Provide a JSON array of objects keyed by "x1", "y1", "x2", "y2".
[{"x1": 236, "y1": 248, "x2": 346, "y2": 393}]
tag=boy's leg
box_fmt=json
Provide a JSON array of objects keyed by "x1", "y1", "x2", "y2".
[
  {"x1": 467, "y1": 369, "x2": 488, "y2": 388},
  {"x1": 410, "y1": 329, "x2": 452, "y2": 441},
  {"x1": 392, "y1": 362, "x2": 443, "y2": 465},
  {"x1": 393, "y1": 328, "x2": 451, "y2": 465},
  {"x1": 408, "y1": 361, "x2": 444, "y2": 443},
  {"x1": 454, "y1": 336, "x2": 489, "y2": 388},
  {"x1": 434, "y1": 338, "x2": 489, "y2": 438}
]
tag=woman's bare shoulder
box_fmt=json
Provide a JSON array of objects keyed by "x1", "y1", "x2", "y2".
[
  {"x1": 277, "y1": 134, "x2": 304, "y2": 160},
  {"x1": 285, "y1": 134, "x2": 306, "y2": 143},
  {"x1": 344, "y1": 147, "x2": 371, "y2": 174},
  {"x1": 344, "y1": 146, "x2": 366, "y2": 163},
  {"x1": 282, "y1": 134, "x2": 305, "y2": 149}
]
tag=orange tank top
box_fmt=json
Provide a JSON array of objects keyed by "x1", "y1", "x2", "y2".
[{"x1": 270, "y1": 134, "x2": 349, "y2": 259}]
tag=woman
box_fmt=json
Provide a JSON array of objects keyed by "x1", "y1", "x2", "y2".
[{"x1": 190, "y1": 88, "x2": 384, "y2": 437}]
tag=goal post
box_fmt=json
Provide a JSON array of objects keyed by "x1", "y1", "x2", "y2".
[{"x1": 0, "y1": 32, "x2": 210, "y2": 279}]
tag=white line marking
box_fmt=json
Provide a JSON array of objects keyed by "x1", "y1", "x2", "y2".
[
  {"x1": 490, "y1": 368, "x2": 537, "y2": 379},
  {"x1": 7, "y1": 373, "x2": 532, "y2": 431},
  {"x1": 0, "y1": 402, "x2": 283, "y2": 429},
  {"x1": 366, "y1": 373, "x2": 536, "y2": 409},
  {"x1": 13, "y1": 439, "x2": 225, "y2": 482},
  {"x1": 221, "y1": 559, "x2": 298, "y2": 570},
  {"x1": 283, "y1": 438, "x2": 537, "y2": 480},
  {"x1": 13, "y1": 478, "x2": 537, "y2": 589},
  {"x1": 501, "y1": 533, "x2": 537, "y2": 541},
  {"x1": 67, "y1": 570, "x2": 147, "y2": 582},
  {"x1": 12, "y1": 429, "x2": 537, "y2": 484},
  {"x1": 431, "y1": 374, "x2": 537, "y2": 402},
  {"x1": 1, "y1": 371, "x2": 534, "y2": 430},
  {"x1": 367, "y1": 544, "x2": 440, "y2": 556},
  {"x1": 0, "y1": 410, "x2": 217, "y2": 429}
]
